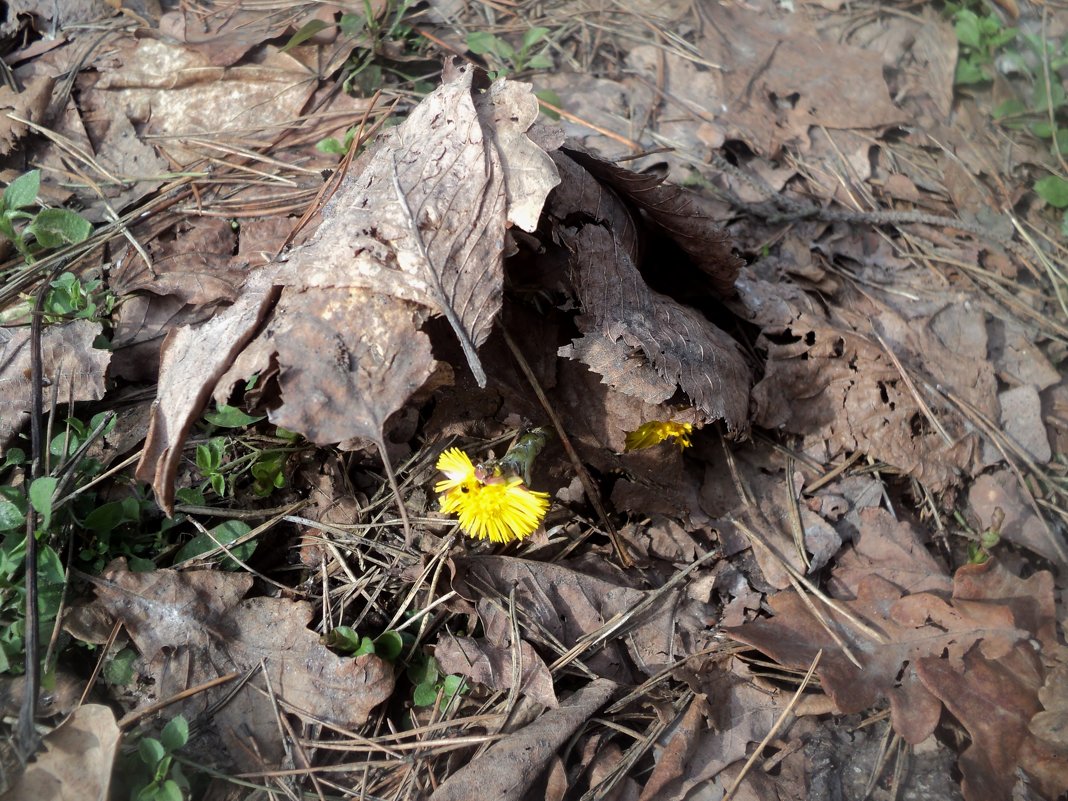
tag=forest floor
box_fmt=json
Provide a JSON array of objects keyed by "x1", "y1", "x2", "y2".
[{"x1": 1, "y1": 1, "x2": 1067, "y2": 800}]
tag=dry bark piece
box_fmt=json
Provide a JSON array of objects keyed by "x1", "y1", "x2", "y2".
[
  {"x1": 428, "y1": 678, "x2": 616, "y2": 801},
  {"x1": 0, "y1": 704, "x2": 120, "y2": 801},
  {"x1": 0, "y1": 319, "x2": 111, "y2": 444},
  {"x1": 89, "y1": 560, "x2": 394, "y2": 771}
]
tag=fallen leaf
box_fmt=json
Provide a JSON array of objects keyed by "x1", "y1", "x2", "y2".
[
  {"x1": 728, "y1": 573, "x2": 1026, "y2": 729},
  {"x1": 434, "y1": 633, "x2": 557, "y2": 708},
  {"x1": 428, "y1": 678, "x2": 616, "y2": 801},
  {"x1": 1, "y1": 704, "x2": 120, "y2": 801},
  {"x1": 89, "y1": 560, "x2": 394, "y2": 770},
  {"x1": 0, "y1": 319, "x2": 111, "y2": 444}
]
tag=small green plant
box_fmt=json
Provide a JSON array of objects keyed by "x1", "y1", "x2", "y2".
[
  {"x1": 409, "y1": 655, "x2": 466, "y2": 708},
  {"x1": 128, "y1": 715, "x2": 192, "y2": 801},
  {"x1": 42, "y1": 271, "x2": 115, "y2": 324},
  {"x1": 949, "y1": 5, "x2": 1017, "y2": 85},
  {"x1": 0, "y1": 170, "x2": 92, "y2": 260},
  {"x1": 323, "y1": 625, "x2": 408, "y2": 661},
  {"x1": 466, "y1": 26, "x2": 553, "y2": 79}
]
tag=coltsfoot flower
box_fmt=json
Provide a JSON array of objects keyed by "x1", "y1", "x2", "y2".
[
  {"x1": 435, "y1": 447, "x2": 550, "y2": 543},
  {"x1": 624, "y1": 420, "x2": 694, "y2": 451}
]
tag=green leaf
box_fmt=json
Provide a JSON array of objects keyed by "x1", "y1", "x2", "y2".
[
  {"x1": 209, "y1": 473, "x2": 226, "y2": 497},
  {"x1": 203, "y1": 404, "x2": 264, "y2": 428},
  {"x1": 323, "y1": 625, "x2": 362, "y2": 653},
  {"x1": 466, "y1": 31, "x2": 497, "y2": 56},
  {"x1": 339, "y1": 12, "x2": 367, "y2": 38},
  {"x1": 161, "y1": 715, "x2": 189, "y2": 752},
  {"x1": 1035, "y1": 175, "x2": 1068, "y2": 208},
  {"x1": 316, "y1": 137, "x2": 346, "y2": 155},
  {"x1": 139, "y1": 737, "x2": 166, "y2": 767},
  {"x1": 954, "y1": 10, "x2": 982, "y2": 50},
  {"x1": 954, "y1": 57, "x2": 989, "y2": 85},
  {"x1": 441, "y1": 673, "x2": 465, "y2": 702},
  {"x1": 128, "y1": 556, "x2": 156, "y2": 572},
  {"x1": 535, "y1": 90, "x2": 562, "y2": 120},
  {"x1": 25, "y1": 208, "x2": 92, "y2": 250},
  {"x1": 103, "y1": 647, "x2": 137, "y2": 685},
  {"x1": 158, "y1": 779, "x2": 184, "y2": 801},
  {"x1": 525, "y1": 53, "x2": 553, "y2": 70},
  {"x1": 173, "y1": 520, "x2": 253, "y2": 569},
  {"x1": 280, "y1": 18, "x2": 331, "y2": 53},
  {"x1": 354, "y1": 636, "x2": 376, "y2": 656},
  {"x1": 0, "y1": 499, "x2": 24, "y2": 532},
  {"x1": 38, "y1": 544, "x2": 65, "y2": 586},
  {"x1": 373, "y1": 630, "x2": 404, "y2": 661},
  {"x1": 521, "y1": 26, "x2": 550, "y2": 51},
  {"x1": 28, "y1": 477, "x2": 57, "y2": 530},
  {"x1": 412, "y1": 681, "x2": 438, "y2": 707},
  {"x1": 85, "y1": 500, "x2": 139, "y2": 535},
  {"x1": 3, "y1": 171, "x2": 40, "y2": 211},
  {"x1": 993, "y1": 98, "x2": 1027, "y2": 119}
]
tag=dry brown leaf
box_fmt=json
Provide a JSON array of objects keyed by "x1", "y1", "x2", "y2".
[
  {"x1": 268, "y1": 288, "x2": 436, "y2": 445},
  {"x1": 728, "y1": 572, "x2": 1026, "y2": 735},
  {"x1": 110, "y1": 218, "x2": 243, "y2": 305},
  {"x1": 89, "y1": 39, "x2": 316, "y2": 165},
  {"x1": 968, "y1": 470, "x2": 1068, "y2": 569},
  {"x1": 157, "y1": 3, "x2": 304, "y2": 66},
  {"x1": 434, "y1": 633, "x2": 557, "y2": 709},
  {"x1": 641, "y1": 670, "x2": 791, "y2": 800},
  {"x1": 693, "y1": 3, "x2": 904, "y2": 155},
  {"x1": 828, "y1": 508, "x2": 953, "y2": 598},
  {"x1": 135, "y1": 266, "x2": 280, "y2": 514},
  {"x1": 0, "y1": 320, "x2": 111, "y2": 444},
  {"x1": 455, "y1": 555, "x2": 682, "y2": 682},
  {"x1": 0, "y1": 74, "x2": 53, "y2": 155},
  {"x1": 548, "y1": 152, "x2": 750, "y2": 431},
  {"x1": 90, "y1": 560, "x2": 394, "y2": 770},
  {"x1": 428, "y1": 678, "x2": 616, "y2": 801},
  {"x1": 0, "y1": 704, "x2": 120, "y2": 801}
]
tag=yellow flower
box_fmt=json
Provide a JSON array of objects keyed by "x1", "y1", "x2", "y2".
[
  {"x1": 624, "y1": 420, "x2": 694, "y2": 451},
  {"x1": 435, "y1": 448, "x2": 550, "y2": 543}
]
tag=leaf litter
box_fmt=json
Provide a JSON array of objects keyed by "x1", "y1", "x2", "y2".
[{"x1": 2, "y1": 0, "x2": 1068, "y2": 799}]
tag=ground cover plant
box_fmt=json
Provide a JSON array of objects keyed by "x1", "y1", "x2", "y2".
[{"x1": 0, "y1": 1, "x2": 1067, "y2": 800}]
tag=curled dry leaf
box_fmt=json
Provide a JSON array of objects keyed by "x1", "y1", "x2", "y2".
[
  {"x1": 135, "y1": 63, "x2": 559, "y2": 512},
  {"x1": 0, "y1": 319, "x2": 111, "y2": 444},
  {"x1": 548, "y1": 150, "x2": 750, "y2": 432},
  {"x1": 428, "y1": 678, "x2": 616, "y2": 801},
  {"x1": 88, "y1": 560, "x2": 394, "y2": 770}
]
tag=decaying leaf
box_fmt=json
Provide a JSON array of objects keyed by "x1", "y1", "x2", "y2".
[
  {"x1": 0, "y1": 704, "x2": 120, "y2": 801},
  {"x1": 428, "y1": 678, "x2": 616, "y2": 801},
  {"x1": 0, "y1": 319, "x2": 111, "y2": 444},
  {"x1": 548, "y1": 150, "x2": 750, "y2": 432},
  {"x1": 731, "y1": 551, "x2": 1066, "y2": 795},
  {"x1": 733, "y1": 273, "x2": 993, "y2": 490},
  {"x1": 88, "y1": 560, "x2": 394, "y2": 770},
  {"x1": 0, "y1": 74, "x2": 53, "y2": 156},
  {"x1": 434, "y1": 633, "x2": 557, "y2": 709}
]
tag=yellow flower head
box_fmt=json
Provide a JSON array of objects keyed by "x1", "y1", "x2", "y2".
[
  {"x1": 434, "y1": 447, "x2": 550, "y2": 543},
  {"x1": 624, "y1": 420, "x2": 694, "y2": 452}
]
